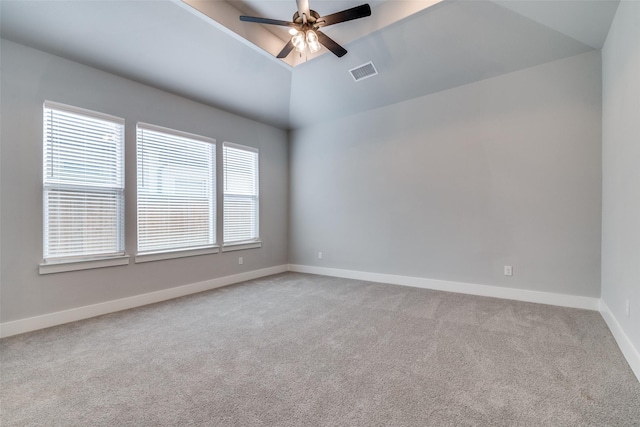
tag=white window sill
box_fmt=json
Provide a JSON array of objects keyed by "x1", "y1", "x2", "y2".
[
  {"x1": 135, "y1": 246, "x2": 220, "y2": 263},
  {"x1": 221, "y1": 241, "x2": 262, "y2": 252},
  {"x1": 39, "y1": 255, "x2": 130, "y2": 275}
]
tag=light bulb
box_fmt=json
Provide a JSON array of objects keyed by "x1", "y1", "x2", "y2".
[
  {"x1": 288, "y1": 28, "x2": 298, "y2": 36},
  {"x1": 291, "y1": 31, "x2": 306, "y2": 53},
  {"x1": 306, "y1": 30, "x2": 321, "y2": 53}
]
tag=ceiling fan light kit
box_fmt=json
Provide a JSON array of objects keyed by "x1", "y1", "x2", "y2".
[
  {"x1": 292, "y1": 30, "x2": 306, "y2": 53},
  {"x1": 239, "y1": 0, "x2": 371, "y2": 59},
  {"x1": 305, "y1": 30, "x2": 321, "y2": 53}
]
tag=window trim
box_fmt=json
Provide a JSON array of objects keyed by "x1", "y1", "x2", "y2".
[
  {"x1": 222, "y1": 141, "x2": 260, "y2": 248},
  {"x1": 39, "y1": 255, "x2": 130, "y2": 275},
  {"x1": 136, "y1": 122, "x2": 216, "y2": 147},
  {"x1": 221, "y1": 241, "x2": 262, "y2": 252},
  {"x1": 44, "y1": 101, "x2": 125, "y2": 126},
  {"x1": 136, "y1": 122, "x2": 217, "y2": 259},
  {"x1": 134, "y1": 245, "x2": 220, "y2": 264},
  {"x1": 42, "y1": 101, "x2": 126, "y2": 268}
]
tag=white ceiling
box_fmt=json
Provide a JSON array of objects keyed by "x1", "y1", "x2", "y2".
[
  {"x1": 0, "y1": 0, "x2": 620, "y2": 130},
  {"x1": 180, "y1": 0, "x2": 440, "y2": 66}
]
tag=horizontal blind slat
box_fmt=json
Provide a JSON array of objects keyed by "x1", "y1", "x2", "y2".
[
  {"x1": 43, "y1": 104, "x2": 125, "y2": 261},
  {"x1": 137, "y1": 126, "x2": 216, "y2": 253},
  {"x1": 223, "y1": 143, "x2": 258, "y2": 244}
]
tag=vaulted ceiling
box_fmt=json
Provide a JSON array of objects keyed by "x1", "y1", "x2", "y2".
[{"x1": 0, "y1": 0, "x2": 620, "y2": 130}]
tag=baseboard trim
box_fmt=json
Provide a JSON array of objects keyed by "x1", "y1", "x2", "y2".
[
  {"x1": 599, "y1": 300, "x2": 640, "y2": 382},
  {"x1": 0, "y1": 265, "x2": 288, "y2": 338},
  {"x1": 4, "y1": 264, "x2": 637, "y2": 382},
  {"x1": 287, "y1": 264, "x2": 600, "y2": 311}
]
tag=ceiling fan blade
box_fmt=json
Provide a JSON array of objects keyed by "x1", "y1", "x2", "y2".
[
  {"x1": 276, "y1": 40, "x2": 295, "y2": 59},
  {"x1": 316, "y1": 4, "x2": 371, "y2": 27},
  {"x1": 315, "y1": 30, "x2": 347, "y2": 58},
  {"x1": 296, "y1": 0, "x2": 311, "y2": 20},
  {"x1": 239, "y1": 15, "x2": 297, "y2": 27}
]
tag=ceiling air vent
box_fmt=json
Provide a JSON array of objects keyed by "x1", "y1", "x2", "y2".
[{"x1": 349, "y1": 61, "x2": 378, "y2": 82}]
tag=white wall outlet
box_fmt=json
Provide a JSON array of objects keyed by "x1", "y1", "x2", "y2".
[
  {"x1": 626, "y1": 299, "x2": 630, "y2": 317},
  {"x1": 504, "y1": 265, "x2": 513, "y2": 276},
  {"x1": 318, "y1": 251, "x2": 323, "y2": 260},
  {"x1": 238, "y1": 257, "x2": 243, "y2": 265}
]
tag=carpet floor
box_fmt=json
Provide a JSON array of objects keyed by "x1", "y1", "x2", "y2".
[{"x1": 1, "y1": 272, "x2": 639, "y2": 426}]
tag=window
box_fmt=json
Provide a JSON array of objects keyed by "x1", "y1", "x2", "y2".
[
  {"x1": 43, "y1": 101, "x2": 125, "y2": 263},
  {"x1": 136, "y1": 123, "x2": 216, "y2": 260},
  {"x1": 223, "y1": 142, "x2": 259, "y2": 249}
]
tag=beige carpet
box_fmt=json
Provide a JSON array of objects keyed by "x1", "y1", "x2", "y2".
[{"x1": 1, "y1": 272, "x2": 639, "y2": 426}]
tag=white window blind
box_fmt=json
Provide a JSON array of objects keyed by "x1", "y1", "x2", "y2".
[
  {"x1": 43, "y1": 101, "x2": 125, "y2": 261},
  {"x1": 137, "y1": 123, "x2": 216, "y2": 254},
  {"x1": 223, "y1": 142, "x2": 259, "y2": 244}
]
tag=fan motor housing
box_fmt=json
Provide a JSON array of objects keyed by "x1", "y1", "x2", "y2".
[{"x1": 293, "y1": 10, "x2": 321, "y2": 27}]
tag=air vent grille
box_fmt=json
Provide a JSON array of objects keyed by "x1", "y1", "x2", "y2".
[{"x1": 349, "y1": 61, "x2": 378, "y2": 82}]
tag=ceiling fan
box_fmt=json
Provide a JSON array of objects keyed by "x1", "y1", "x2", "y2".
[{"x1": 239, "y1": 0, "x2": 371, "y2": 59}]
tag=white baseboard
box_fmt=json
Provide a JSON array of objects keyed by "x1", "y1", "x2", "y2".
[
  {"x1": 288, "y1": 264, "x2": 600, "y2": 311},
  {"x1": 599, "y1": 300, "x2": 640, "y2": 382},
  {"x1": 0, "y1": 265, "x2": 288, "y2": 338},
  {"x1": 4, "y1": 263, "x2": 638, "y2": 383},
  {"x1": 289, "y1": 264, "x2": 640, "y2": 382}
]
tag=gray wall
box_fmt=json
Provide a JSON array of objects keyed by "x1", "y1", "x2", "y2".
[
  {"x1": 290, "y1": 51, "x2": 602, "y2": 297},
  {"x1": 602, "y1": 1, "x2": 640, "y2": 351},
  {"x1": 0, "y1": 40, "x2": 289, "y2": 323}
]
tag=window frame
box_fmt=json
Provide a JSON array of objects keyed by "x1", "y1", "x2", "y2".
[
  {"x1": 135, "y1": 122, "x2": 218, "y2": 263},
  {"x1": 222, "y1": 141, "x2": 261, "y2": 252},
  {"x1": 40, "y1": 101, "x2": 129, "y2": 274}
]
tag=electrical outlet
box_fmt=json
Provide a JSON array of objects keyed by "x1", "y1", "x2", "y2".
[
  {"x1": 318, "y1": 251, "x2": 323, "y2": 260},
  {"x1": 238, "y1": 257, "x2": 243, "y2": 265},
  {"x1": 504, "y1": 266, "x2": 513, "y2": 276},
  {"x1": 626, "y1": 299, "x2": 630, "y2": 317}
]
